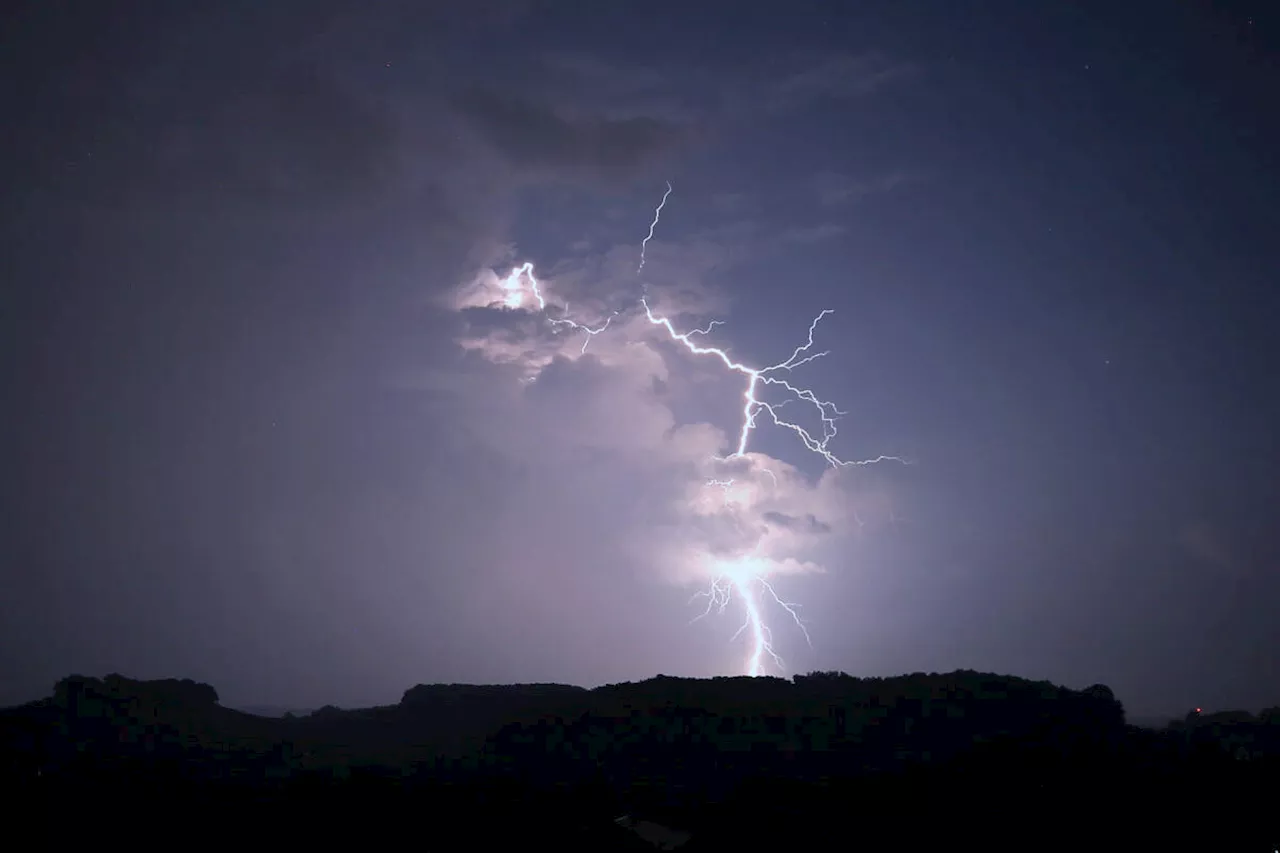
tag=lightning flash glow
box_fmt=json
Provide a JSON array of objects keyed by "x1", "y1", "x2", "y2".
[
  {"x1": 497, "y1": 261, "x2": 617, "y2": 354},
  {"x1": 488, "y1": 184, "x2": 901, "y2": 676}
]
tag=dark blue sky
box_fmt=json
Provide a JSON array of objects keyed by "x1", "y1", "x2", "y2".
[{"x1": 2, "y1": 1, "x2": 1276, "y2": 716}]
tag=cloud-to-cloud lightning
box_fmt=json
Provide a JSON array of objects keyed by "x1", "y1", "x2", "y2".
[{"x1": 453, "y1": 183, "x2": 902, "y2": 678}]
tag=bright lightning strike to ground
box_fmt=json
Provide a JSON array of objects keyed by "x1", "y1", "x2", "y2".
[
  {"x1": 642, "y1": 299, "x2": 904, "y2": 676},
  {"x1": 483, "y1": 183, "x2": 902, "y2": 678},
  {"x1": 690, "y1": 552, "x2": 813, "y2": 677}
]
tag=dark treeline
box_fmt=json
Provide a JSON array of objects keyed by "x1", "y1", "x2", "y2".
[{"x1": 3, "y1": 670, "x2": 1277, "y2": 850}]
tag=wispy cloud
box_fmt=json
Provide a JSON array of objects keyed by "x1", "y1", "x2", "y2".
[
  {"x1": 778, "y1": 223, "x2": 847, "y2": 245},
  {"x1": 814, "y1": 170, "x2": 920, "y2": 206},
  {"x1": 758, "y1": 51, "x2": 918, "y2": 114},
  {"x1": 1178, "y1": 520, "x2": 1244, "y2": 579},
  {"x1": 530, "y1": 49, "x2": 916, "y2": 126}
]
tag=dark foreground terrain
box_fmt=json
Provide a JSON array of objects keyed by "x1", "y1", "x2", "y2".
[{"x1": 3, "y1": 671, "x2": 1277, "y2": 851}]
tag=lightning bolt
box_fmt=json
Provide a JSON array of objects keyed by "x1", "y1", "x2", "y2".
[
  {"x1": 688, "y1": 551, "x2": 813, "y2": 677},
  {"x1": 641, "y1": 280, "x2": 905, "y2": 676},
  {"x1": 637, "y1": 181, "x2": 673, "y2": 276},
  {"x1": 489, "y1": 184, "x2": 904, "y2": 678},
  {"x1": 497, "y1": 262, "x2": 615, "y2": 354}
]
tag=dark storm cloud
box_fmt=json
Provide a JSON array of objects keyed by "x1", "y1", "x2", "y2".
[
  {"x1": 763, "y1": 511, "x2": 833, "y2": 536},
  {"x1": 533, "y1": 49, "x2": 915, "y2": 125},
  {"x1": 4, "y1": 6, "x2": 403, "y2": 218},
  {"x1": 151, "y1": 67, "x2": 404, "y2": 212},
  {"x1": 450, "y1": 88, "x2": 690, "y2": 185},
  {"x1": 533, "y1": 53, "x2": 708, "y2": 125}
]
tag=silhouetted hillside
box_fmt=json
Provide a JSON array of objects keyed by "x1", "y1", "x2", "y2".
[
  {"x1": 232, "y1": 704, "x2": 315, "y2": 718},
  {"x1": 3, "y1": 670, "x2": 1277, "y2": 850}
]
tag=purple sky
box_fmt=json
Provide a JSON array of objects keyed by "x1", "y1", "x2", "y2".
[{"x1": 2, "y1": 1, "x2": 1277, "y2": 717}]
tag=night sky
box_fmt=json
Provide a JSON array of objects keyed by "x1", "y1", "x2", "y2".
[{"x1": 3, "y1": 1, "x2": 1276, "y2": 718}]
